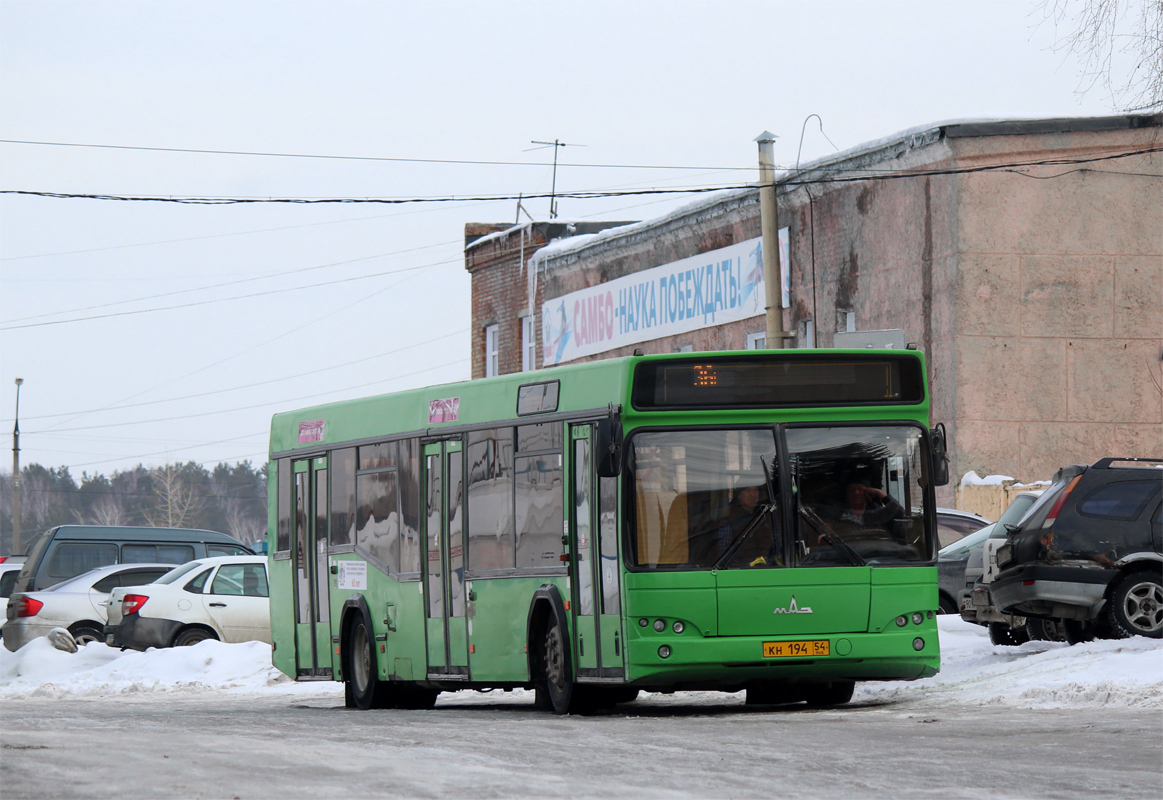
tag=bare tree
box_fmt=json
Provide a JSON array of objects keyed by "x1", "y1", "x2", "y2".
[
  {"x1": 144, "y1": 464, "x2": 202, "y2": 528},
  {"x1": 1041, "y1": 0, "x2": 1163, "y2": 110},
  {"x1": 223, "y1": 497, "x2": 265, "y2": 545},
  {"x1": 88, "y1": 494, "x2": 128, "y2": 527}
]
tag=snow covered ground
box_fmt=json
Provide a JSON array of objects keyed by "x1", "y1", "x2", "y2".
[{"x1": 2, "y1": 617, "x2": 1159, "y2": 709}]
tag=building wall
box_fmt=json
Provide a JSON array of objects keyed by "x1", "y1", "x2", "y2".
[{"x1": 945, "y1": 126, "x2": 1163, "y2": 481}]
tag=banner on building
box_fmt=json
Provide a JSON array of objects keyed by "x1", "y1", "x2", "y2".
[{"x1": 541, "y1": 235, "x2": 789, "y2": 367}]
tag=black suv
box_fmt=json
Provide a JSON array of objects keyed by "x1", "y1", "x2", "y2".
[{"x1": 991, "y1": 458, "x2": 1162, "y2": 642}]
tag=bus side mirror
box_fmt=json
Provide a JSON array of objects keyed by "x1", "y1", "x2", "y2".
[
  {"x1": 595, "y1": 415, "x2": 623, "y2": 478},
  {"x1": 930, "y1": 423, "x2": 950, "y2": 487}
]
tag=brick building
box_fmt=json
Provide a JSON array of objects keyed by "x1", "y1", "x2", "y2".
[{"x1": 464, "y1": 114, "x2": 1162, "y2": 494}]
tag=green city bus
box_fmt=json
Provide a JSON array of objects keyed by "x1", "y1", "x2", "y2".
[{"x1": 267, "y1": 349, "x2": 949, "y2": 713}]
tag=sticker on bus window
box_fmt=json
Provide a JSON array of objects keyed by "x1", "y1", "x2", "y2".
[
  {"x1": 337, "y1": 561, "x2": 367, "y2": 590},
  {"x1": 298, "y1": 419, "x2": 325, "y2": 443},
  {"x1": 428, "y1": 397, "x2": 460, "y2": 423}
]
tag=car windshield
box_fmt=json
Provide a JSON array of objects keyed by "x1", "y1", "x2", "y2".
[
  {"x1": 996, "y1": 492, "x2": 1042, "y2": 530},
  {"x1": 789, "y1": 425, "x2": 930, "y2": 566},
  {"x1": 154, "y1": 560, "x2": 208, "y2": 585},
  {"x1": 630, "y1": 429, "x2": 780, "y2": 570},
  {"x1": 939, "y1": 523, "x2": 995, "y2": 557}
]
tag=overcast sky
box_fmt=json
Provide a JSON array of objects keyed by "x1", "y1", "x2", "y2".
[{"x1": 0, "y1": 1, "x2": 1123, "y2": 477}]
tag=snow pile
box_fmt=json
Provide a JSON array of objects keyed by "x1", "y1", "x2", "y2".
[
  {"x1": 857, "y1": 616, "x2": 1163, "y2": 709},
  {"x1": 2, "y1": 617, "x2": 1159, "y2": 708},
  {"x1": 0, "y1": 637, "x2": 333, "y2": 700},
  {"x1": 959, "y1": 471, "x2": 1016, "y2": 487}
]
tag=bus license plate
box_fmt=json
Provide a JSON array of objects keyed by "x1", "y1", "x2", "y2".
[{"x1": 762, "y1": 640, "x2": 829, "y2": 658}]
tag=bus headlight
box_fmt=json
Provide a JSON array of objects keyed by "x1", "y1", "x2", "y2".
[
  {"x1": 896, "y1": 615, "x2": 908, "y2": 627},
  {"x1": 653, "y1": 619, "x2": 666, "y2": 632},
  {"x1": 913, "y1": 637, "x2": 925, "y2": 651},
  {"x1": 639, "y1": 618, "x2": 649, "y2": 627},
  {"x1": 658, "y1": 645, "x2": 672, "y2": 659},
  {"x1": 672, "y1": 621, "x2": 685, "y2": 634},
  {"x1": 912, "y1": 612, "x2": 924, "y2": 625}
]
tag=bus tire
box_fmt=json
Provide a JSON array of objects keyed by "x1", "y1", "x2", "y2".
[
  {"x1": 345, "y1": 615, "x2": 392, "y2": 710},
  {"x1": 396, "y1": 685, "x2": 439, "y2": 710},
  {"x1": 804, "y1": 680, "x2": 855, "y2": 707},
  {"x1": 542, "y1": 617, "x2": 586, "y2": 714}
]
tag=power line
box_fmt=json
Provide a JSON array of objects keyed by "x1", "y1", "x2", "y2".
[
  {"x1": 5, "y1": 329, "x2": 468, "y2": 422},
  {"x1": 0, "y1": 138, "x2": 753, "y2": 171},
  {"x1": 33, "y1": 357, "x2": 469, "y2": 434},
  {"x1": 4, "y1": 145, "x2": 1158, "y2": 207},
  {"x1": 2, "y1": 240, "x2": 460, "y2": 325},
  {"x1": 0, "y1": 255, "x2": 461, "y2": 330}
]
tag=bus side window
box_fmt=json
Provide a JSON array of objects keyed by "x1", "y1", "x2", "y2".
[{"x1": 467, "y1": 427, "x2": 516, "y2": 570}]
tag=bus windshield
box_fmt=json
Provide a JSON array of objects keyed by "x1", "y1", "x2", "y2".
[
  {"x1": 790, "y1": 425, "x2": 929, "y2": 566},
  {"x1": 631, "y1": 429, "x2": 780, "y2": 570},
  {"x1": 630, "y1": 425, "x2": 931, "y2": 570}
]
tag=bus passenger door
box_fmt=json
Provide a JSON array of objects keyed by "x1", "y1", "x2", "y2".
[
  {"x1": 571, "y1": 425, "x2": 625, "y2": 679},
  {"x1": 293, "y1": 457, "x2": 332, "y2": 678},
  {"x1": 423, "y1": 440, "x2": 469, "y2": 680}
]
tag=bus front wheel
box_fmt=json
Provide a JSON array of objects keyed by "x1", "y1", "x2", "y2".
[
  {"x1": 542, "y1": 618, "x2": 581, "y2": 715},
  {"x1": 345, "y1": 616, "x2": 394, "y2": 710}
]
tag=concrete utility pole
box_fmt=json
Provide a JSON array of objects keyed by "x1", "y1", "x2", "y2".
[
  {"x1": 756, "y1": 131, "x2": 787, "y2": 348},
  {"x1": 12, "y1": 377, "x2": 23, "y2": 556}
]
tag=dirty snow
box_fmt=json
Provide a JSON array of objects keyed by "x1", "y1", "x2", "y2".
[{"x1": 2, "y1": 617, "x2": 1158, "y2": 709}]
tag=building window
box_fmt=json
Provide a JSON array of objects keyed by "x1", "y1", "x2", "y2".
[
  {"x1": 485, "y1": 325, "x2": 499, "y2": 377},
  {"x1": 837, "y1": 310, "x2": 856, "y2": 332},
  {"x1": 798, "y1": 319, "x2": 815, "y2": 348},
  {"x1": 521, "y1": 316, "x2": 536, "y2": 372},
  {"x1": 746, "y1": 332, "x2": 766, "y2": 350}
]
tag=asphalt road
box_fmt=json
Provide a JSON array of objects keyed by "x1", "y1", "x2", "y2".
[{"x1": 2, "y1": 690, "x2": 1160, "y2": 799}]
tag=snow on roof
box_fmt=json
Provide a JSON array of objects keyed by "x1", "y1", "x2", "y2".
[{"x1": 527, "y1": 187, "x2": 756, "y2": 270}]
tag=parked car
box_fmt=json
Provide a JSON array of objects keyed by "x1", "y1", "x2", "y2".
[
  {"x1": 0, "y1": 558, "x2": 27, "y2": 639},
  {"x1": 935, "y1": 508, "x2": 992, "y2": 550},
  {"x1": 957, "y1": 491, "x2": 1048, "y2": 644},
  {"x1": 12, "y1": 525, "x2": 252, "y2": 594},
  {"x1": 106, "y1": 555, "x2": 272, "y2": 649},
  {"x1": 991, "y1": 458, "x2": 1162, "y2": 643},
  {"x1": 3, "y1": 562, "x2": 174, "y2": 651}
]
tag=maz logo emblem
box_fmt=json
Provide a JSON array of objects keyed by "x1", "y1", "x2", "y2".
[{"x1": 773, "y1": 596, "x2": 813, "y2": 615}]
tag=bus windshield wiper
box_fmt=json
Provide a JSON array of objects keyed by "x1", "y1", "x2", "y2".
[
  {"x1": 798, "y1": 505, "x2": 866, "y2": 566},
  {"x1": 713, "y1": 504, "x2": 775, "y2": 569},
  {"x1": 714, "y1": 456, "x2": 780, "y2": 570}
]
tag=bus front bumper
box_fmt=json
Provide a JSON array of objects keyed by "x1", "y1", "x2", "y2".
[{"x1": 623, "y1": 627, "x2": 940, "y2": 685}]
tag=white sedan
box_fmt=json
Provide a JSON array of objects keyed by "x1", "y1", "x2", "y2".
[
  {"x1": 106, "y1": 555, "x2": 271, "y2": 649},
  {"x1": 3, "y1": 563, "x2": 174, "y2": 650}
]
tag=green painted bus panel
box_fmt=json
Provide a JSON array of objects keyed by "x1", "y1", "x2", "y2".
[
  {"x1": 425, "y1": 617, "x2": 445, "y2": 668},
  {"x1": 383, "y1": 579, "x2": 426, "y2": 680},
  {"x1": 716, "y1": 568, "x2": 871, "y2": 636},
  {"x1": 622, "y1": 570, "x2": 718, "y2": 637},
  {"x1": 867, "y1": 567, "x2": 939, "y2": 633},
  {"x1": 449, "y1": 618, "x2": 469, "y2": 669},
  {"x1": 574, "y1": 615, "x2": 598, "y2": 669},
  {"x1": 269, "y1": 557, "x2": 296, "y2": 678},
  {"x1": 466, "y1": 576, "x2": 565, "y2": 682}
]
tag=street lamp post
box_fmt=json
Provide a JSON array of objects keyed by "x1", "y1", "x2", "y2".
[{"x1": 12, "y1": 377, "x2": 22, "y2": 556}]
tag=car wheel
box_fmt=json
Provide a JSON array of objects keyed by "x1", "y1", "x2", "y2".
[
  {"x1": 988, "y1": 622, "x2": 1029, "y2": 646},
  {"x1": 804, "y1": 681, "x2": 855, "y2": 707},
  {"x1": 1063, "y1": 619, "x2": 1096, "y2": 645},
  {"x1": 1106, "y1": 571, "x2": 1163, "y2": 639},
  {"x1": 174, "y1": 628, "x2": 218, "y2": 647},
  {"x1": 69, "y1": 625, "x2": 104, "y2": 647},
  {"x1": 1025, "y1": 618, "x2": 1066, "y2": 642},
  {"x1": 938, "y1": 595, "x2": 958, "y2": 615}
]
